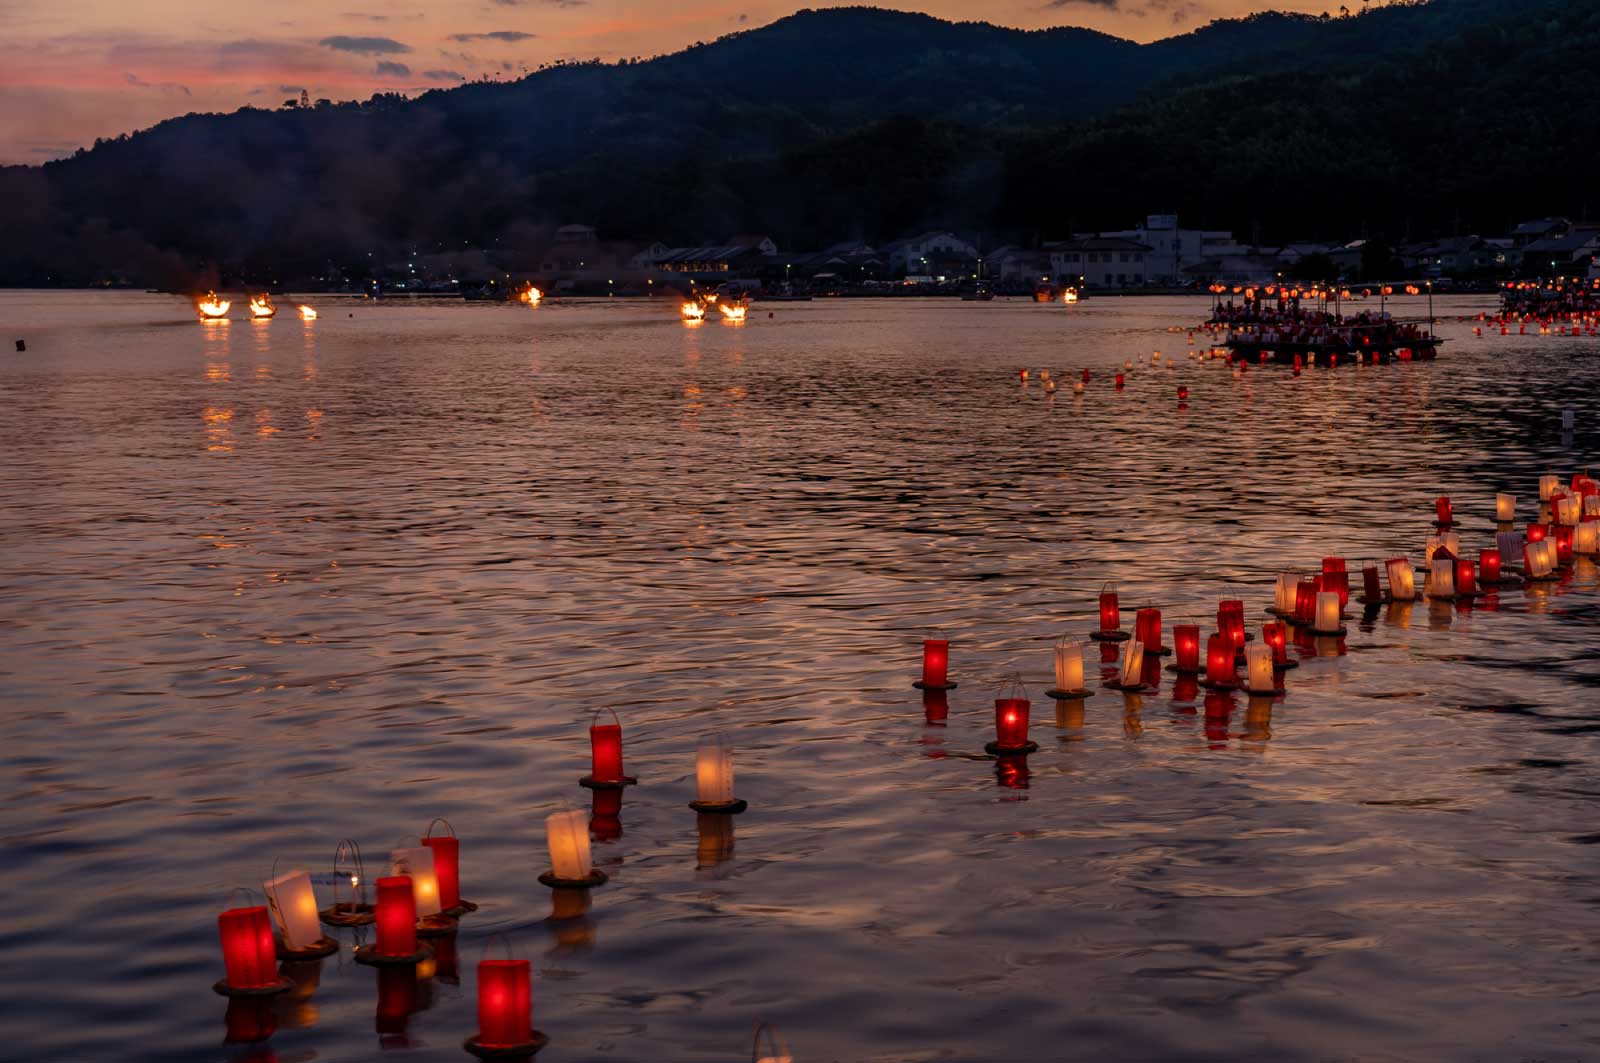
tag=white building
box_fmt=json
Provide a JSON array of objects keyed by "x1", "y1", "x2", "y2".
[
  {"x1": 1098, "y1": 215, "x2": 1234, "y2": 284},
  {"x1": 883, "y1": 231, "x2": 979, "y2": 276},
  {"x1": 1047, "y1": 237, "x2": 1153, "y2": 289}
]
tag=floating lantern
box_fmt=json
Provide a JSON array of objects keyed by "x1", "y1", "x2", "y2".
[
  {"x1": 1479, "y1": 548, "x2": 1505, "y2": 584},
  {"x1": 1108, "y1": 639, "x2": 1146, "y2": 692},
  {"x1": 1576, "y1": 521, "x2": 1600, "y2": 556},
  {"x1": 1092, "y1": 584, "x2": 1128, "y2": 642},
  {"x1": 1134, "y1": 607, "x2": 1168, "y2": 654},
  {"x1": 1359, "y1": 560, "x2": 1384, "y2": 604},
  {"x1": 1539, "y1": 475, "x2": 1561, "y2": 502},
  {"x1": 1047, "y1": 638, "x2": 1091, "y2": 699},
  {"x1": 1218, "y1": 599, "x2": 1246, "y2": 652},
  {"x1": 1455, "y1": 557, "x2": 1477, "y2": 596},
  {"x1": 1496, "y1": 531, "x2": 1524, "y2": 573},
  {"x1": 1526, "y1": 523, "x2": 1548, "y2": 544},
  {"x1": 264, "y1": 868, "x2": 334, "y2": 958},
  {"x1": 1201, "y1": 634, "x2": 1237, "y2": 690},
  {"x1": 466, "y1": 952, "x2": 546, "y2": 1059},
  {"x1": 1115, "y1": 373, "x2": 1125, "y2": 390},
  {"x1": 986, "y1": 679, "x2": 1037, "y2": 755},
  {"x1": 1385, "y1": 557, "x2": 1417, "y2": 602},
  {"x1": 1496, "y1": 493, "x2": 1516, "y2": 523},
  {"x1": 539, "y1": 809, "x2": 606, "y2": 889},
  {"x1": 1171, "y1": 624, "x2": 1202, "y2": 674},
  {"x1": 1554, "y1": 524, "x2": 1575, "y2": 564},
  {"x1": 1177, "y1": 386, "x2": 1188, "y2": 401},
  {"x1": 915, "y1": 638, "x2": 955, "y2": 690},
  {"x1": 688, "y1": 733, "x2": 746, "y2": 814},
  {"x1": 1525, "y1": 540, "x2": 1557, "y2": 581},
  {"x1": 1244, "y1": 644, "x2": 1282, "y2": 697},
  {"x1": 1321, "y1": 559, "x2": 1350, "y2": 609},
  {"x1": 389, "y1": 846, "x2": 451, "y2": 936},
  {"x1": 1271, "y1": 573, "x2": 1299, "y2": 615},
  {"x1": 1310, "y1": 591, "x2": 1345, "y2": 636},
  {"x1": 215, "y1": 893, "x2": 289, "y2": 996},
  {"x1": 422, "y1": 819, "x2": 476, "y2": 917},
  {"x1": 1429, "y1": 558, "x2": 1456, "y2": 599},
  {"x1": 753, "y1": 1022, "x2": 794, "y2": 1063},
  {"x1": 1081, "y1": 368, "x2": 1090, "y2": 384},
  {"x1": 320, "y1": 839, "x2": 374, "y2": 926},
  {"x1": 354, "y1": 876, "x2": 431, "y2": 966},
  {"x1": 1293, "y1": 578, "x2": 1319, "y2": 625},
  {"x1": 581, "y1": 707, "x2": 637, "y2": 788},
  {"x1": 1434, "y1": 497, "x2": 1454, "y2": 525},
  {"x1": 1557, "y1": 496, "x2": 1581, "y2": 526}
]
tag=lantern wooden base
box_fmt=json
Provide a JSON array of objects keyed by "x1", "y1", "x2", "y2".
[
  {"x1": 1165, "y1": 665, "x2": 1203, "y2": 675},
  {"x1": 1357, "y1": 594, "x2": 1389, "y2": 606},
  {"x1": 354, "y1": 943, "x2": 434, "y2": 967},
  {"x1": 1244, "y1": 686, "x2": 1286, "y2": 698},
  {"x1": 1045, "y1": 688, "x2": 1094, "y2": 700},
  {"x1": 1523, "y1": 572, "x2": 1562, "y2": 584},
  {"x1": 984, "y1": 740, "x2": 1039, "y2": 756},
  {"x1": 464, "y1": 1031, "x2": 549, "y2": 1059},
  {"x1": 912, "y1": 681, "x2": 958, "y2": 691},
  {"x1": 1432, "y1": 520, "x2": 1457, "y2": 530},
  {"x1": 416, "y1": 914, "x2": 459, "y2": 938},
  {"x1": 443, "y1": 900, "x2": 479, "y2": 918},
  {"x1": 1478, "y1": 576, "x2": 1523, "y2": 588},
  {"x1": 1198, "y1": 679, "x2": 1240, "y2": 692},
  {"x1": 537, "y1": 869, "x2": 610, "y2": 889},
  {"x1": 1141, "y1": 645, "x2": 1172, "y2": 657},
  {"x1": 1274, "y1": 659, "x2": 1300, "y2": 671},
  {"x1": 1265, "y1": 606, "x2": 1295, "y2": 618},
  {"x1": 277, "y1": 936, "x2": 339, "y2": 961},
  {"x1": 1089, "y1": 629, "x2": 1129, "y2": 642},
  {"x1": 1103, "y1": 679, "x2": 1148, "y2": 693},
  {"x1": 1309, "y1": 626, "x2": 1348, "y2": 637},
  {"x1": 579, "y1": 774, "x2": 637, "y2": 790},
  {"x1": 319, "y1": 903, "x2": 375, "y2": 927},
  {"x1": 687, "y1": 799, "x2": 748, "y2": 815},
  {"x1": 213, "y1": 978, "x2": 294, "y2": 998}
]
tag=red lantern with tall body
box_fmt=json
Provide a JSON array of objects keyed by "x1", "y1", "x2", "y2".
[
  {"x1": 1435, "y1": 497, "x2": 1454, "y2": 525},
  {"x1": 354, "y1": 876, "x2": 429, "y2": 967},
  {"x1": 216, "y1": 903, "x2": 281, "y2": 994},
  {"x1": 1321, "y1": 558, "x2": 1350, "y2": 609},
  {"x1": 1172, "y1": 624, "x2": 1201, "y2": 673},
  {"x1": 1360, "y1": 561, "x2": 1383, "y2": 603},
  {"x1": 1217, "y1": 599, "x2": 1246, "y2": 654},
  {"x1": 422, "y1": 818, "x2": 475, "y2": 916},
  {"x1": 916, "y1": 639, "x2": 955, "y2": 690},
  {"x1": 1262, "y1": 621, "x2": 1295, "y2": 669},
  {"x1": 1202, "y1": 634, "x2": 1238, "y2": 690},
  {"x1": 1092, "y1": 585, "x2": 1128, "y2": 641},
  {"x1": 581, "y1": 707, "x2": 636, "y2": 788},
  {"x1": 986, "y1": 680, "x2": 1036, "y2": 755},
  {"x1": 1455, "y1": 558, "x2": 1477, "y2": 596},
  {"x1": 1479, "y1": 548, "x2": 1503, "y2": 584},
  {"x1": 473, "y1": 959, "x2": 541, "y2": 1053},
  {"x1": 1135, "y1": 607, "x2": 1167, "y2": 654}
]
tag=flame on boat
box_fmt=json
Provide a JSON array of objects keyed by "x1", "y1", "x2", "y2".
[
  {"x1": 196, "y1": 292, "x2": 231, "y2": 320},
  {"x1": 248, "y1": 295, "x2": 276, "y2": 319},
  {"x1": 516, "y1": 282, "x2": 542, "y2": 305},
  {"x1": 1061, "y1": 288, "x2": 1080, "y2": 304},
  {"x1": 719, "y1": 301, "x2": 748, "y2": 322},
  {"x1": 298, "y1": 305, "x2": 318, "y2": 320},
  {"x1": 681, "y1": 300, "x2": 706, "y2": 322}
]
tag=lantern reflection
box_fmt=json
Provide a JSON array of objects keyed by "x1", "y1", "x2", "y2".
[
  {"x1": 922, "y1": 688, "x2": 949, "y2": 725},
  {"x1": 590, "y1": 788, "x2": 624, "y2": 842},
  {"x1": 375, "y1": 966, "x2": 418, "y2": 1042},
  {"x1": 224, "y1": 997, "x2": 278, "y2": 1044},
  {"x1": 696, "y1": 812, "x2": 736, "y2": 868},
  {"x1": 994, "y1": 753, "x2": 1031, "y2": 791}
]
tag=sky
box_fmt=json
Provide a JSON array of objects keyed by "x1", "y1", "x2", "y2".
[{"x1": 0, "y1": 0, "x2": 1333, "y2": 165}]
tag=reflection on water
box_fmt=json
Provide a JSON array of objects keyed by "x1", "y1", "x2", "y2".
[{"x1": 1, "y1": 292, "x2": 1599, "y2": 1061}]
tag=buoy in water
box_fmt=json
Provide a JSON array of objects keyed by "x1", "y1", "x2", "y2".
[{"x1": 14, "y1": 339, "x2": 23, "y2": 352}]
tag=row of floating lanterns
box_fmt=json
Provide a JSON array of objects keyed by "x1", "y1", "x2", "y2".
[
  {"x1": 212, "y1": 717, "x2": 765, "y2": 1058},
  {"x1": 915, "y1": 473, "x2": 1600, "y2": 764}
]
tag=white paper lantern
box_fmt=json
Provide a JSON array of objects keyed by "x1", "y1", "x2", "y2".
[
  {"x1": 695, "y1": 735, "x2": 735, "y2": 804},
  {"x1": 1312, "y1": 591, "x2": 1342, "y2": 633},
  {"x1": 1053, "y1": 639, "x2": 1085, "y2": 692},
  {"x1": 263, "y1": 869, "x2": 322, "y2": 951},
  {"x1": 544, "y1": 810, "x2": 592, "y2": 881},
  {"x1": 1386, "y1": 558, "x2": 1417, "y2": 601},
  {"x1": 1120, "y1": 639, "x2": 1144, "y2": 686},
  {"x1": 1274, "y1": 573, "x2": 1299, "y2": 613},
  {"x1": 1430, "y1": 558, "x2": 1455, "y2": 597},
  {"x1": 1245, "y1": 644, "x2": 1275, "y2": 694},
  {"x1": 1496, "y1": 493, "x2": 1516, "y2": 522},
  {"x1": 389, "y1": 845, "x2": 442, "y2": 918}
]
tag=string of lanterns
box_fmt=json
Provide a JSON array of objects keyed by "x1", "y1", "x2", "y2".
[
  {"x1": 916, "y1": 472, "x2": 1598, "y2": 783},
  {"x1": 211, "y1": 713, "x2": 765, "y2": 1059}
]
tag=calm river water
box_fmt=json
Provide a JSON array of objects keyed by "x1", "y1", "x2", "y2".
[{"x1": 1, "y1": 291, "x2": 1596, "y2": 1062}]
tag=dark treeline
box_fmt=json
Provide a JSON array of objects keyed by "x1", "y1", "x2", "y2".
[{"x1": 0, "y1": 0, "x2": 1594, "y2": 288}]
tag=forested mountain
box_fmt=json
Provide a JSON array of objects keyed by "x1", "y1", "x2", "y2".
[{"x1": 0, "y1": 0, "x2": 1593, "y2": 286}]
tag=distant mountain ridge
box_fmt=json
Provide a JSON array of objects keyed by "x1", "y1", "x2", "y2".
[{"x1": 0, "y1": 0, "x2": 1591, "y2": 286}]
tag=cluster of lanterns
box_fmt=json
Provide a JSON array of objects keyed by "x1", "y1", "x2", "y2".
[
  {"x1": 918, "y1": 472, "x2": 1599, "y2": 780},
  {"x1": 211, "y1": 709, "x2": 761, "y2": 1058}
]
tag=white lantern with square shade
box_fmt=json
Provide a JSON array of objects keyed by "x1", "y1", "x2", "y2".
[
  {"x1": 1048, "y1": 638, "x2": 1090, "y2": 699},
  {"x1": 1429, "y1": 558, "x2": 1456, "y2": 599},
  {"x1": 538, "y1": 809, "x2": 608, "y2": 889},
  {"x1": 1575, "y1": 522, "x2": 1599, "y2": 556},
  {"x1": 1310, "y1": 591, "x2": 1346, "y2": 636},
  {"x1": 263, "y1": 867, "x2": 335, "y2": 958},
  {"x1": 391, "y1": 845, "x2": 456, "y2": 935},
  {"x1": 689, "y1": 733, "x2": 747, "y2": 814},
  {"x1": 1244, "y1": 644, "x2": 1282, "y2": 696},
  {"x1": 1385, "y1": 558, "x2": 1417, "y2": 602},
  {"x1": 1496, "y1": 493, "x2": 1516, "y2": 523}
]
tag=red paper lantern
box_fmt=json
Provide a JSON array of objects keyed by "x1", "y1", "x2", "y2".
[
  {"x1": 1455, "y1": 558, "x2": 1477, "y2": 596},
  {"x1": 373, "y1": 876, "x2": 418, "y2": 958},
  {"x1": 1115, "y1": 373, "x2": 1125, "y2": 390},
  {"x1": 588, "y1": 709, "x2": 626, "y2": 784},
  {"x1": 1293, "y1": 579, "x2": 1318, "y2": 625},
  {"x1": 217, "y1": 905, "x2": 278, "y2": 990},
  {"x1": 1204, "y1": 634, "x2": 1237, "y2": 687},
  {"x1": 1081, "y1": 368, "x2": 1090, "y2": 384},
  {"x1": 420, "y1": 821, "x2": 461, "y2": 912},
  {"x1": 1098, "y1": 588, "x2": 1121, "y2": 633},
  {"x1": 477, "y1": 959, "x2": 533, "y2": 1048},
  {"x1": 1361, "y1": 562, "x2": 1382, "y2": 602},
  {"x1": 1173, "y1": 624, "x2": 1201, "y2": 672},
  {"x1": 1527, "y1": 523, "x2": 1548, "y2": 543},
  {"x1": 1217, "y1": 599, "x2": 1245, "y2": 651},
  {"x1": 1555, "y1": 524, "x2": 1574, "y2": 563},
  {"x1": 1435, "y1": 496, "x2": 1453, "y2": 524},
  {"x1": 1480, "y1": 548, "x2": 1502, "y2": 583},
  {"x1": 1135, "y1": 607, "x2": 1163, "y2": 651},
  {"x1": 920, "y1": 639, "x2": 949, "y2": 687},
  {"x1": 1177, "y1": 386, "x2": 1189, "y2": 400},
  {"x1": 994, "y1": 697, "x2": 1030, "y2": 750},
  {"x1": 1263, "y1": 621, "x2": 1289, "y2": 665}
]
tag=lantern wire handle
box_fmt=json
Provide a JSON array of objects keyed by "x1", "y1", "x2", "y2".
[
  {"x1": 751, "y1": 1022, "x2": 791, "y2": 1063},
  {"x1": 225, "y1": 886, "x2": 258, "y2": 910},
  {"x1": 333, "y1": 839, "x2": 367, "y2": 909},
  {"x1": 476, "y1": 933, "x2": 517, "y2": 965},
  {"x1": 424, "y1": 817, "x2": 456, "y2": 840},
  {"x1": 997, "y1": 672, "x2": 1030, "y2": 701},
  {"x1": 589, "y1": 706, "x2": 622, "y2": 729}
]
